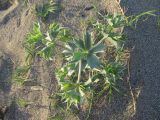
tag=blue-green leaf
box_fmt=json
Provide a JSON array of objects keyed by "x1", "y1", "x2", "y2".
[
  {"x1": 87, "y1": 54, "x2": 101, "y2": 68},
  {"x1": 84, "y1": 31, "x2": 92, "y2": 50},
  {"x1": 74, "y1": 39, "x2": 85, "y2": 49},
  {"x1": 90, "y1": 40, "x2": 106, "y2": 53}
]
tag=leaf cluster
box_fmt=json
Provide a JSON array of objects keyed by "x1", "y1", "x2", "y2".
[
  {"x1": 63, "y1": 31, "x2": 105, "y2": 69},
  {"x1": 12, "y1": 22, "x2": 71, "y2": 85},
  {"x1": 55, "y1": 19, "x2": 125, "y2": 109},
  {"x1": 35, "y1": 0, "x2": 56, "y2": 20},
  {"x1": 13, "y1": 8, "x2": 156, "y2": 118},
  {"x1": 25, "y1": 22, "x2": 72, "y2": 63},
  {"x1": 55, "y1": 11, "x2": 155, "y2": 109},
  {"x1": 12, "y1": 66, "x2": 30, "y2": 85}
]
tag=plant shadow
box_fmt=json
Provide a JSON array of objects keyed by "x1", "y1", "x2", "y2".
[
  {"x1": 120, "y1": 0, "x2": 160, "y2": 119},
  {"x1": 0, "y1": 52, "x2": 32, "y2": 120},
  {"x1": 81, "y1": 0, "x2": 160, "y2": 120},
  {"x1": 4, "y1": 101, "x2": 32, "y2": 120},
  {"x1": 0, "y1": 52, "x2": 13, "y2": 113}
]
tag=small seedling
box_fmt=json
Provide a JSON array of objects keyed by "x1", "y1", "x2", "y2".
[
  {"x1": 91, "y1": 62, "x2": 125, "y2": 102},
  {"x1": 25, "y1": 22, "x2": 71, "y2": 61},
  {"x1": 48, "y1": 22, "x2": 72, "y2": 42},
  {"x1": 16, "y1": 98, "x2": 29, "y2": 108},
  {"x1": 93, "y1": 15, "x2": 126, "y2": 49},
  {"x1": 38, "y1": 22, "x2": 72, "y2": 60},
  {"x1": 126, "y1": 10, "x2": 156, "y2": 27},
  {"x1": 35, "y1": 0, "x2": 56, "y2": 20},
  {"x1": 24, "y1": 22, "x2": 43, "y2": 65},
  {"x1": 12, "y1": 66, "x2": 30, "y2": 85}
]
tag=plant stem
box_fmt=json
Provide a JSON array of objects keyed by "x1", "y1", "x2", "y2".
[
  {"x1": 86, "y1": 92, "x2": 93, "y2": 120},
  {"x1": 127, "y1": 52, "x2": 136, "y2": 112},
  {"x1": 77, "y1": 60, "x2": 82, "y2": 83}
]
